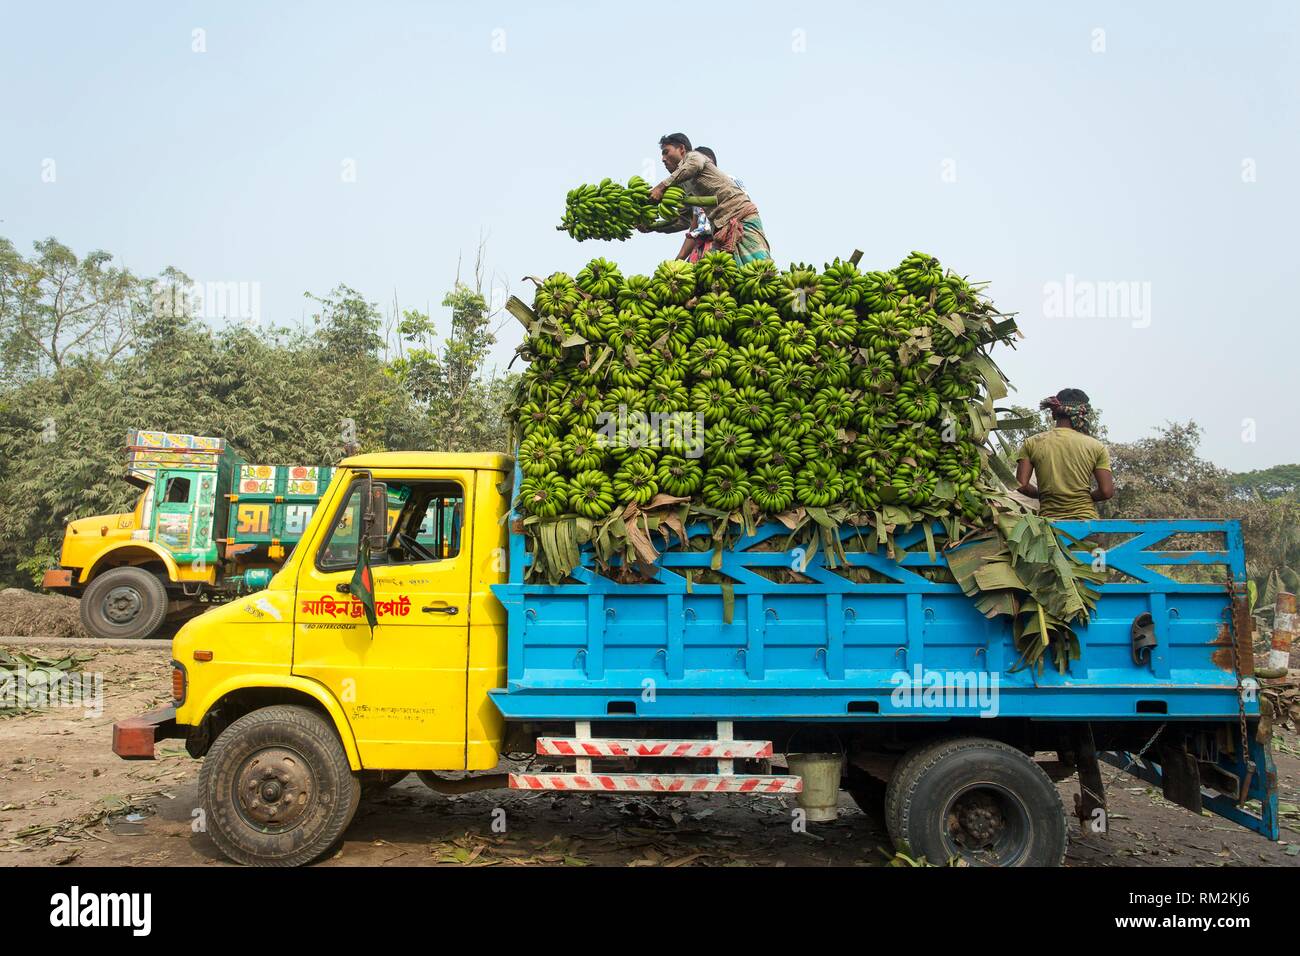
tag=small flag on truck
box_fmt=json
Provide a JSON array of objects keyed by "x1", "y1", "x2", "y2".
[{"x1": 351, "y1": 539, "x2": 378, "y2": 631}]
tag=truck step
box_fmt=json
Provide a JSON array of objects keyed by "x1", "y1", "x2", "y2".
[
  {"x1": 509, "y1": 772, "x2": 801, "y2": 794},
  {"x1": 536, "y1": 737, "x2": 773, "y2": 759}
]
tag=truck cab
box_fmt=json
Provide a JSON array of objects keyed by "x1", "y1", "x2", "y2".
[{"x1": 115, "y1": 452, "x2": 513, "y2": 864}]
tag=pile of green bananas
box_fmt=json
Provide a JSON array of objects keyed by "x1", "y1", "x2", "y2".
[
  {"x1": 558, "y1": 177, "x2": 699, "y2": 241},
  {"x1": 510, "y1": 250, "x2": 1016, "y2": 526}
]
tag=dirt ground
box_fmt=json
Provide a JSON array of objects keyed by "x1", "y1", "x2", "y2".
[{"x1": 2, "y1": 640, "x2": 1298, "y2": 868}]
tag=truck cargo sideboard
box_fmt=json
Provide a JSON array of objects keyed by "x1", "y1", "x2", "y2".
[{"x1": 489, "y1": 518, "x2": 1255, "y2": 723}]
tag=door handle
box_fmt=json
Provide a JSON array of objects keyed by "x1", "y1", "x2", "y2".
[
  {"x1": 336, "y1": 583, "x2": 352, "y2": 594},
  {"x1": 423, "y1": 604, "x2": 459, "y2": 616}
]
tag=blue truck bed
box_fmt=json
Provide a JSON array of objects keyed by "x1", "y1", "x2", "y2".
[{"x1": 492, "y1": 517, "x2": 1255, "y2": 722}]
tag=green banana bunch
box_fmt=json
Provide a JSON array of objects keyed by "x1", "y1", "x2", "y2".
[
  {"x1": 689, "y1": 334, "x2": 732, "y2": 381},
  {"x1": 656, "y1": 185, "x2": 687, "y2": 221},
  {"x1": 778, "y1": 264, "x2": 825, "y2": 317},
  {"x1": 935, "y1": 275, "x2": 976, "y2": 315},
  {"x1": 728, "y1": 385, "x2": 773, "y2": 431},
  {"x1": 812, "y1": 346, "x2": 851, "y2": 388},
  {"x1": 734, "y1": 302, "x2": 781, "y2": 347},
  {"x1": 937, "y1": 441, "x2": 983, "y2": 489},
  {"x1": 572, "y1": 298, "x2": 613, "y2": 343},
  {"x1": 702, "y1": 464, "x2": 749, "y2": 511},
  {"x1": 576, "y1": 257, "x2": 624, "y2": 299},
  {"x1": 607, "y1": 351, "x2": 652, "y2": 388},
  {"x1": 897, "y1": 251, "x2": 943, "y2": 295},
  {"x1": 652, "y1": 259, "x2": 696, "y2": 305},
  {"x1": 605, "y1": 309, "x2": 649, "y2": 351},
  {"x1": 646, "y1": 374, "x2": 690, "y2": 413},
  {"x1": 560, "y1": 386, "x2": 601, "y2": 430},
  {"x1": 705, "y1": 420, "x2": 756, "y2": 464},
  {"x1": 795, "y1": 461, "x2": 844, "y2": 507},
  {"x1": 820, "y1": 258, "x2": 870, "y2": 307},
  {"x1": 853, "y1": 348, "x2": 897, "y2": 390},
  {"x1": 751, "y1": 465, "x2": 795, "y2": 512},
  {"x1": 772, "y1": 397, "x2": 814, "y2": 438},
  {"x1": 694, "y1": 250, "x2": 740, "y2": 294},
  {"x1": 896, "y1": 381, "x2": 940, "y2": 422},
  {"x1": 800, "y1": 424, "x2": 845, "y2": 465},
  {"x1": 613, "y1": 458, "x2": 659, "y2": 504},
  {"x1": 734, "y1": 259, "x2": 781, "y2": 303},
  {"x1": 563, "y1": 426, "x2": 608, "y2": 472},
  {"x1": 810, "y1": 387, "x2": 854, "y2": 427},
  {"x1": 519, "y1": 473, "x2": 569, "y2": 517},
  {"x1": 648, "y1": 305, "x2": 695, "y2": 354},
  {"x1": 694, "y1": 292, "x2": 736, "y2": 336},
  {"x1": 690, "y1": 378, "x2": 734, "y2": 424},
  {"x1": 618, "y1": 274, "x2": 658, "y2": 315},
  {"x1": 534, "y1": 272, "x2": 579, "y2": 318},
  {"x1": 770, "y1": 360, "x2": 817, "y2": 400},
  {"x1": 730, "y1": 344, "x2": 776, "y2": 388},
  {"x1": 810, "y1": 303, "x2": 857, "y2": 346},
  {"x1": 757, "y1": 434, "x2": 804, "y2": 471},
  {"x1": 559, "y1": 177, "x2": 658, "y2": 241},
  {"x1": 568, "y1": 470, "x2": 616, "y2": 517},
  {"x1": 519, "y1": 432, "x2": 563, "y2": 477},
  {"x1": 657, "y1": 455, "x2": 704, "y2": 496},
  {"x1": 862, "y1": 271, "x2": 905, "y2": 312},
  {"x1": 890, "y1": 463, "x2": 937, "y2": 507},
  {"x1": 517, "y1": 400, "x2": 562, "y2": 438},
  {"x1": 775, "y1": 322, "x2": 817, "y2": 363}
]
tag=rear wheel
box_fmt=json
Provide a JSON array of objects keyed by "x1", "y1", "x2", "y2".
[
  {"x1": 80, "y1": 566, "x2": 169, "y2": 640},
  {"x1": 200, "y1": 705, "x2": 361, "y2": 867},
  {"x1": 885, "y1": 737, "x2": 1067, "y2": 867}
]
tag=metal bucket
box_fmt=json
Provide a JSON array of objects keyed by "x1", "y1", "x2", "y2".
[{"x1": 786, "y1": 752, "x2": 843, "y2": 822}]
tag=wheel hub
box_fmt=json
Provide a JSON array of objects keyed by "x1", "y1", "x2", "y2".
[
  {"x1": 952, "y1": 794, "x2": 1005, "y2": 846},
  {"x1": 103, "y1": 586, "x2": 143, "y2": 624},
  {"x1": 236, "y1": 748, "x2": 314, "y2": 829}
]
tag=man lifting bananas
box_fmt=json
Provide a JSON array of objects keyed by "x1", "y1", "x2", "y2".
[{"x1": 642, "y1": 133, "x2": 771, "y2": 266}]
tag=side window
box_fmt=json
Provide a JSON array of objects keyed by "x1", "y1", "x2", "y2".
[
  {"x1": 318, "y1": 478, "x2": 466, "y2": 571},
  {"x1": 414, "y1": 493, "x2": 463, "y2": 559},
  {"x1": 318, "y1": 487, "x2": 364, "y2": 571},
  {"x1": 164, "y1": 476, "x2": 191, "y2": 503}
]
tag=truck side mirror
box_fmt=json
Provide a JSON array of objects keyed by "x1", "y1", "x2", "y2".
[{"x1": 361, "y1": 479, "x2": 388, "y2": 554}]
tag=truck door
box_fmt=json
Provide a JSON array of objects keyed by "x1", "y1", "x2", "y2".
[
  {"x1": 292, "y1": 470, "x2": 474, "y2": 770},
  {"x1": 153, "y1": 469, "x2": 218, "y2": 566}
]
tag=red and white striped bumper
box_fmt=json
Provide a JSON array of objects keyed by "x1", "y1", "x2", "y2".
[
  {"x1": 509, "y1": 772, "x2": 802, "y2": 794},
  {"x1": 536, "y1": 737, "x2": 774, "y2": 759}
]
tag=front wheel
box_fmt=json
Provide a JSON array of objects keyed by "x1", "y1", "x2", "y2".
[
  {"x1": 885, "y1": 737, "x2": 1067, "y2": 867},
  {"x1": 79, "y1": 566, "x2": 168, "y2": 640},
  {"x1": 200, "y1": 705, "x2": 361, "y2": 866}
]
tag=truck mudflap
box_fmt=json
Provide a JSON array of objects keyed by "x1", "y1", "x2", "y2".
[
  {"x1": 1101, "y1": 728, "x2": 1280, "y2": 840},
  {"x1": 112, "y1": 705, "x2": 183, "y2": 760}
]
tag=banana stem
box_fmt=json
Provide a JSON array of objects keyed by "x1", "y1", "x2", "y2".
[{"x1": 682, "y1": 196, "x2": 717, "y2": 207}]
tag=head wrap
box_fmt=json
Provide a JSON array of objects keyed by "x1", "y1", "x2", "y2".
[{"x1": 1040, "y1": 388, "x2": 1093, "y2": 434}]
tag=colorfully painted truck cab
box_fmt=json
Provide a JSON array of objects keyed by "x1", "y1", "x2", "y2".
[{"x1": 114, "y1": 451, "x2": 1278, "y2": 868}]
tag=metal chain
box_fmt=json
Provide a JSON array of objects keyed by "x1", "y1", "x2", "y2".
[{"x1": 1225, "y1": 575, "x2": 1255, "y2": 803}]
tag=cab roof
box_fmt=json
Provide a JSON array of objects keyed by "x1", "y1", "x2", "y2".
[{"x1": 339, "y1": 451, "x2": 514, "y2": 472}]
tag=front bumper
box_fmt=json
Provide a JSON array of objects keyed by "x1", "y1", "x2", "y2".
[{"x1": 112, "y1": 705, "x2": 183, "y2": 759}]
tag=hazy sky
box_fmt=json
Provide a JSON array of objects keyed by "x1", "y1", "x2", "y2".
[{"x1": 3, "y1": 1, "x2": 1297, "y2": 470}]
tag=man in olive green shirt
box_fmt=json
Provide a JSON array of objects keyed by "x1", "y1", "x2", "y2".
[{"x1": 1015, "y1": 388, "x2": 1115, "y2": 520}]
